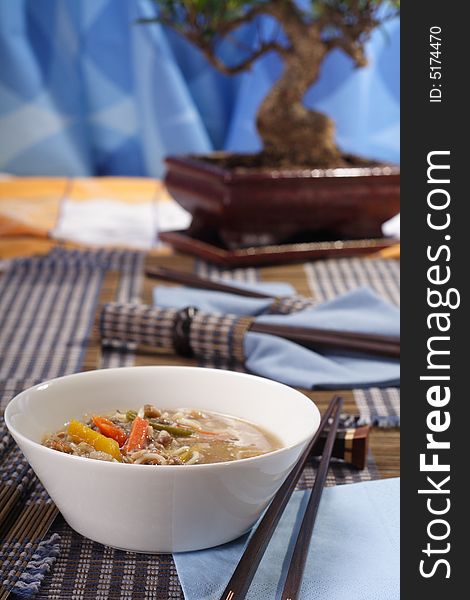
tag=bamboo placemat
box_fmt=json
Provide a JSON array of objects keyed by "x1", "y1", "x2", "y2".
[
  {"x1": 1, "y1": 249, "x2": 399, "y2": 599},
  {"x1": 0, "y1": 250, "x2": 152, "y2": 599}
]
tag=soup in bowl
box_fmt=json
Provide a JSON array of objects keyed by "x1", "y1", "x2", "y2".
[
  {"x1": 5, "y1": 366, "x2": 320, "y2": 553},
  {"x1": 42, "y1": 404, "x2": 283, "y2": 465}
]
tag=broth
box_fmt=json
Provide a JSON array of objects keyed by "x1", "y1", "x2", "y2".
[{"x1": 42, "y1": 404, "x2": 282, "y2": 465}]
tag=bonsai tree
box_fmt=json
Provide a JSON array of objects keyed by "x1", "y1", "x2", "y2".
[{"x1": 141, "y1": 0, "x2": 399, "y2": 167}]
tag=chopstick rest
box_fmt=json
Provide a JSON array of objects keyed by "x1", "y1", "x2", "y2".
[{"x1": 314, "y1": 424, "x2": 370, "y2": 470}]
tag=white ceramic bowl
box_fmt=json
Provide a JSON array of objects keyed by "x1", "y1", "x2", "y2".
[{"x1": 5, "y1": 366, "x2": 320, "y2": 553}]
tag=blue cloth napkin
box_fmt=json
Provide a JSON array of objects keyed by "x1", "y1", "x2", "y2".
[
  {"x1": 174, "y1": 477, "x2": 400, "y2": 600},
  {"x1": 153, "y1": 284, "x2": 400, "y2": 389}
]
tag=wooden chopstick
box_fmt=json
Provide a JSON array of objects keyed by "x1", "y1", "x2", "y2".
[
  {"x1": 145, "y1": 266, "x2": 272, "y2": 298},
  {"x1": 281, "y1": 397, "x2": 343, "y2": 600},
  {"x1": 219, "y1": 395, "x2": 343, "y2": 600},
  {"x1": 251, "y1": 323, "x2": 400, "y2": 358}
]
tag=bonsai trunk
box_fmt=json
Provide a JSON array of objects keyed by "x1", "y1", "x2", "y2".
[{"x1": 256, "y1": 33, "x2": 342, "y2": 166}]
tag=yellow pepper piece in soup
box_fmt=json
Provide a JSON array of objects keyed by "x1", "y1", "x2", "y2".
[{"x1": 68, "y1": 420, "x2": 122, "y2": 462}]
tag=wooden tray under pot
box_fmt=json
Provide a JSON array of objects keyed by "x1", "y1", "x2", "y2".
[{"x1": 159, "y1": 229, "x2": 396, "y2": 268}]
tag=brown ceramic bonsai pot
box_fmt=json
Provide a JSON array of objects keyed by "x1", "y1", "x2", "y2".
[{"x1": 164, "y1": 154, "x2": 400, "y2": 247}]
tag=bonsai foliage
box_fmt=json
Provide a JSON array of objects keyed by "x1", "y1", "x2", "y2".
[{"x1": 142, "y1": 0, "x2": 400, "y2": 166}]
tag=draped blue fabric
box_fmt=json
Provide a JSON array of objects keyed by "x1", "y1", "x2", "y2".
[{"x1": 0, "y1": 0, "x2": 399, "y2": 177}]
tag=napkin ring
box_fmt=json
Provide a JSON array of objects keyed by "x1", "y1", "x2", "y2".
[
  {"x1": 100, "y1": 303, "x2": 253, "y2": 368},
  {"x1": 189, "y1": 311, "x2": 253, "y2": 365}
]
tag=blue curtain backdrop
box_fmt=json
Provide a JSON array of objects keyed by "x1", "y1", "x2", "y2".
[{"x1": 0, "y1": 0, "x2": 399, "y2": 177}]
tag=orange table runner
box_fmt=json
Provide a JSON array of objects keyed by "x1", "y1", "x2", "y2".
[{"x1": 0, "y1": 177, "x2": 173, "y2": 259}]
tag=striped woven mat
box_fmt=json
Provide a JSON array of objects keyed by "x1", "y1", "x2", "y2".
[{"x1": 0, "y1": 249, "x2": 399, "y2": 600}]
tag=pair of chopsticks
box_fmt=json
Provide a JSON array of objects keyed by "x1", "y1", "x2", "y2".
[
  {"x1": 146, "y1": 267, "x2": 400, "y2": 358},
  {"x1": 220, "y1": 395, "x2": 344, "y2": 600},
  {"x1": 251, "y1": 322, "x2": 399, "y2": 358}
]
